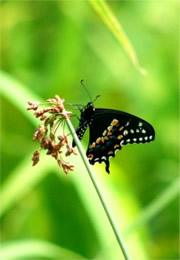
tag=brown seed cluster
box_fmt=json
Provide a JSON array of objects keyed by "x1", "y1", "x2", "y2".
[{"x1": 27, "y1": 95, "x2": 77, "y2": 174}]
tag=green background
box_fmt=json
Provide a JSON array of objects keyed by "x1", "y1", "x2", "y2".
[{"x1": 0, "y1": 1, "x2": 179, "y2": 259}]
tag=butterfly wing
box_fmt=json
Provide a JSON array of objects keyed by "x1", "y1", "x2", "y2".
[{"x1": 86, "y1": 108, "x2": 155, "y2": 173}]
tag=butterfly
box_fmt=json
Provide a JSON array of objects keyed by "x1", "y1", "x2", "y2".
[{"x1": 72, "y1": 102, "x2": 155, "y2": 173}]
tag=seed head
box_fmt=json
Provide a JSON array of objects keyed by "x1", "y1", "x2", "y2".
[{"x1": 27, "y1": 95, "x2": 76, "y2": 174}]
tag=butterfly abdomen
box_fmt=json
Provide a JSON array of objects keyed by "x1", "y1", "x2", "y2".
[{"x1": 72, "y1": 102, "x2": 95, "y2": 147}]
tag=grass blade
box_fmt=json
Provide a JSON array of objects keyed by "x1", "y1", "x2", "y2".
[
  {"x1": 0, "y1": 239, "x2": 85, "y2": 260},
  {"x1": 0, "y1": 153, "x2": 53, "y2": 217},
  {"x1": 0, "y1": 70, "x2": 43, "y2": 125},
  {"x1": 125, "y1": 178, "x2": 179, "y2": 235},
  {"x1": 89, "y1": 0, "x2": 146, "y2": 75}
]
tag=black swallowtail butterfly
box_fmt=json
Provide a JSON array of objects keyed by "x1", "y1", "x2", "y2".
[{"x1": 73, "y1": 102, "x2": 155, "y2": 173}]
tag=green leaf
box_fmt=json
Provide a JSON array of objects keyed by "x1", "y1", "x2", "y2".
[
  {"x1": 125, "y1": 178, "x2": 179, "y2": 235},
  {"x1": 0, "y1": 70, "x2": 43, "y2": 125},
  {"x1": 0, "y1": 239, "x2": 85, "y2": 259},
  {"x1": 89, "y1": 0, "x2": 146, "y2": 75},
  {"x1": 0, "y1": 153, "x2": 53, "y2": 217}
]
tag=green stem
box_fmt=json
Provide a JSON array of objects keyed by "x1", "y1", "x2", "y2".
[{"x1": 65, "y1": 118, "x2": 131, "y2": 260}]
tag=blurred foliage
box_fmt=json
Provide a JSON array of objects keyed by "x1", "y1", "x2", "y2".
[{"x1": 0, "y1": 0, "x2": 179, "y2": 259}]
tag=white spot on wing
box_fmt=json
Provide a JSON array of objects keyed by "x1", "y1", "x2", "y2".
[
  {"x1": 114, "y1": 149, "x2": 118, "y2": 155},
  {"x1": 123, "y1": 130, "x2": 128, "y2": 136},
  {"x1": 120, "y1": 140, "x2": 124, "y2": 146},
  {"x1": 94, "y1": 158, "x2": 99, "y2": 162},
  {"x1": 103, "y1": 130, "x2": 107, "y2": 136}
]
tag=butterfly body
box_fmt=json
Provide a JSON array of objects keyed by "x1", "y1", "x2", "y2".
[
  {"x1": 73, "y1": 102, "x2": 155, "y2": 173},
  {"x1": 74, "y1": 102, "x2": 95, "y2": 142}
]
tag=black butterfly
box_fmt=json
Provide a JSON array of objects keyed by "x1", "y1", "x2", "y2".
[{"x1": 73, "y1": 102, "x2": 155, "y2": 173}]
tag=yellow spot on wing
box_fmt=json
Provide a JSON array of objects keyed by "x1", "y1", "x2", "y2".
[
  {"x1": 118, "y1": 135, "x2": 123, "y2": 140},
  {"x1": 119, "y1": 126, "x2": 124, "y2": 131},
  {"x1": 104, "y1": 136, "x2": 109, "y2": 141},
  {"x1": 111, "y1": 119, "x2": 119, "y2": 126},
  {"x1": 107, "y1": 131, "x2": 112, "y2": 136},
  {"x1": 87, "y1": 154, "x2": 94, "y2": 159},
  {"x1": 96, "y1": 137, "x2": 101, "y2": 144},
  {"x1": 108, "y1": 151, "x2": 113, "y2": 155},
  {"x1": 89, "y1": 143, "x2": 95, "y2": 149},
  {"x1": 108, "y1": 126, "x2": 113, "y2": 131},
  {"x1": 114, "y1": 144, "x2": 120, "y2": 149}
]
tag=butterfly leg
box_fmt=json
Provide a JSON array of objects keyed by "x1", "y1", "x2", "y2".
[{"x1": 71, "y1": 114, "x2": 80, "y2": 121}]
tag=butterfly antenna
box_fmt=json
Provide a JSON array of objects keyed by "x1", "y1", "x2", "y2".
[
  {"x1": 80, "y1": 80, "x2": 93, "y2": 102},
  {"x1": 93, "y1": 95, "x2": 101, "y2": 103}
]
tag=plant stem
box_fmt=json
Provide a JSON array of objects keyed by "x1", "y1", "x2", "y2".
[{"x1": 66, "y1": 117, "x2": 131, "y2": 260}]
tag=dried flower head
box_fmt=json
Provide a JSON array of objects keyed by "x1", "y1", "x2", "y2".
[{"x1": 27, "y1": 95, "x2": 77, "y2": 174}]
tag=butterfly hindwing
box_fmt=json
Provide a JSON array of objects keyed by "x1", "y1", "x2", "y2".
[{"x1": 86, "y1": 108, "x2": 155, "y2": 173}]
